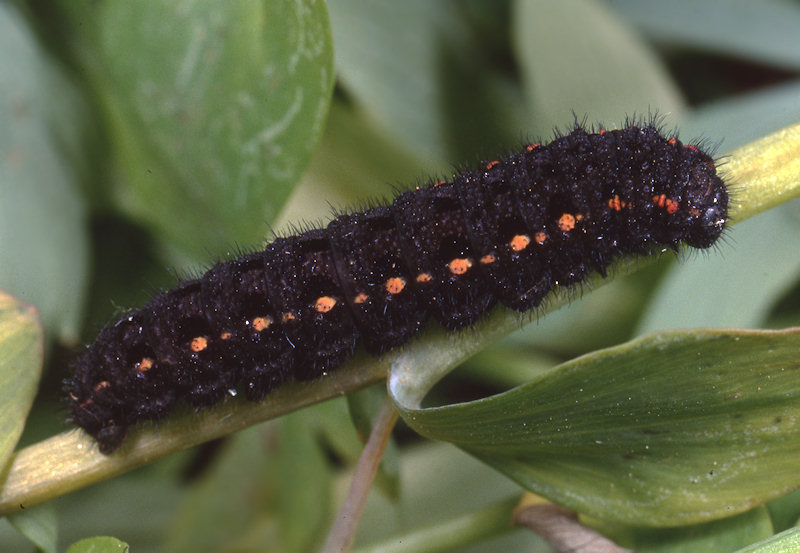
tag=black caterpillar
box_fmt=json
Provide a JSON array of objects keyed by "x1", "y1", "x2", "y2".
[{"x1": 67, "y1": 122, "x2": 729, "y2": 453}]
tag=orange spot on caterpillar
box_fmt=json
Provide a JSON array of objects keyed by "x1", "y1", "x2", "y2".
[
  {"x1": 433, "y1": 180, "x2": 446, "y2": 187},
  {"x1": 416, "y1": 272, "x2": 433, "y2": 284},
  {"x1": 480, "y1": 253, "x2": 496, "y2": 264},
  {"x1": 252, "y1": 316, "x2": 273, "y2": 331},
  {"x1": 93, "y1": 381, "x2": 110, "y2": 392},
  {"x1": 689, "y1": 208, "x2": 701, "y2": 217},
  {"x1": 220, "y1": 331, "x2": 232, "y2": 340},
  {"x1": 353, "y1": 292, "x2": 369, "y2": 304},
  {"x1": 448, "y1": 258, "x2": 473, "y2": 275},
  {"x1": 685, "y1": 144, "x2": 699, "y2": 152},
  {"x1": 315, "y1": 296, "x2": 337, "y2": 313},
  {"x1": 558, "y1": 213, "x2": 576, "y2": 232},
  {"x1": 534, "y1": 231, "x2": 548, "y2": 244},
  {"x1": 281, "y1": 312, "x2": 297, "y2": 323},
  {"x1": 190, "y1": 336, "x2": 208, "y2": 352},
  {"x1": 666, "y1": 199, "x2": 679, "y2": 214},
  {"x1": 668, "y1": 137, "x2": 678, "y2": 146},
  {"x1": 136, "y1": 357, "x2": 154, "y2": 372},
  {"x1": 385, "y1": 276, "x2": 407, "y2": 294},
  {"x1": 526, "y1": 143, "x2": 540, "y2": 152},
  {"x1": 485, "y1": 160, "x2": 500, "y2": 170},
  {"x1": 607, "y1": 195, "x2": 627, "y2": 211},
  {"x1": 509, "y1": 234, "x2": 531, "y2": 252},
  {"x1": 653, "y1": 195, "x2": 679, "y2": 214}
]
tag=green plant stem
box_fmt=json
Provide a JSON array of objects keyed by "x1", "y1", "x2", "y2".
[
  {"x1": 0, "y1": 356, "x2": 387, "y2": 516},
  {"x1": 723, "y1": 120, "x2": 800, "y2": 221}
]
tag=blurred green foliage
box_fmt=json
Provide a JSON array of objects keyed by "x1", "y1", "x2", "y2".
[{"x1": 1, "y1": 0, "x2": 800, "y2": 552}]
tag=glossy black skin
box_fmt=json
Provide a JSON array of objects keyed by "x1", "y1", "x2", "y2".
[{"x1": 67, "y1": 124, "x2": 728, "y2": 453}]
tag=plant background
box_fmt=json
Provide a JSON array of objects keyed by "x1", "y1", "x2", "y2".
[{"x1": 1, "y1": 0, "x2": 800, "y2": 551}]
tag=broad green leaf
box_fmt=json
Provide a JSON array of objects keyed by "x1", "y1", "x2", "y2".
[
  {"x1": 277, "y1": 412, "x2": 332, "y2": 553},
  {"x1": 597, "y1": 506, "x2": 773, "y2": 553},
  {"x1": 513, "y1": 0, "x2": 684, "y2": 135},
  {"x1": 491, "y1": 263, "x2": 663, "y2": 356},
  {"x1": 682, "y1": 81, "x2": 800, "y2": 151},
  {"x1": 734, "y1": 527, "x2": 800, "y2": 553},
  {"x1": 391, "y1": 328, "x2": 800, "y2": 526},
  {"x1": 637, "y1": 201, "x2": 800, "y2": 332},
  {"x1": 7, "y1": 503, "x2": 58, "y2": 553},
  {"x1": 607, "y1": 0, "x2": 800, "y2": 71},
  {"x1": 329, "y1": 0, "x2": 461, "y2": 163},
  {"x1": 767, "y1": 488, "x2": 800, "y2": 533},
  {"x1": 57, "y1": 463, "x2": 183, "y2": 551},
  {"x1": 65, "y1": 536, "x2": 129, "y2": 553},
  {"x1": 164, "y1": 426, "x2": 277, "y2": 553},
  {"x1": 295, "y1": 398, "x2": 365, "y2": 469},
  {"x1": 329, "y1": 0, "x2": 523, "y2": 163},
  {"x1": 74, "y1": 0, "x2": 334, "y2": 259},
  {"x1": 0, "y1": 4, "x2": 89, "y2": 345},
  {"x1": 0, "y1": 291, "x2": 43, "y2": 467},
  {"x1": 274, "y1": 101, "x2": 431, "y2": 229}
]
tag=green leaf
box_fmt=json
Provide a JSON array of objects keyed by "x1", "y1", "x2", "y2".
[
  {"x1": 0, "y1": 291, "x2": 43, "y2": 467},
  {"x1": 607, "y1": 0, "x2": 800, "y2": 71},
  {"x1": 682, "y1": 81, "x2": 800, "y2": 151},
  {"x1": 391, "y1": 328, "x2": 800, "y2": 526},
  {"x1": 7, "y1": 503, "x2": 58, "y2": 553},
  {"x1": 733, "y1": 527, "x2": 800, "y2": 553},
  {"x1": 75, "y1": 0, "x2": 334, "y2": 259},
  {"x1": 277, "y1": 412, "x2": 332, "y2": 553},
  {"x1": 55, "y1": 465, "x2": 183, "y2": 551},
  {"x1": 274, "y1": 101, "x2": 432, "y2": 229},
  {"x1": 0, "y1": 3, "x2": 90, "y2": 345},
  {"x1": 330, "y1": 0, "x2": 509, "y2": 163},
  {"x1": 65, "y1": 536, "x2": 129, "y2": 553},
  {"x1": 637, "y1": 202, "x2": 800, "y2": 332},
  {"x1": 513, "y1": 0, "x2": 684, "y2": 134},
  {"x1": 164, "y1": 427, "x2": 275, "y2": 553},
  {"x1": 597, "y1": 506, "x2": 774, "y2": 553},
  {"x1": 767, "y1": 488, "x2": 800, "y2": 533}
]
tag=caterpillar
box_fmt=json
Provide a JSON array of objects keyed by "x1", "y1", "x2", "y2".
[{"x1": 66, "y1": 122, "x2": 729, "y2": 453}]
